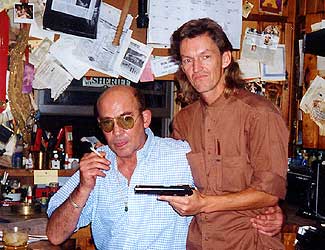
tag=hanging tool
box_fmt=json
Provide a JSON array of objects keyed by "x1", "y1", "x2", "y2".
[
  {"x1": 112, "y1": 0, "x2": 132, "y2": 46},
  {"x1": 137, "y1": 0, "x2": 149, "y2": 28}
]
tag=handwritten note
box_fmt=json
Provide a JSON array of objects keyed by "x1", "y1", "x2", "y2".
[{"x1": 34, "y1": 170, "x2": 58, "y2": 185}]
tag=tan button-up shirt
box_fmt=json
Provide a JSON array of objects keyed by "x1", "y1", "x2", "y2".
[{"x1": 172, "y1": 89, "x2": 288, "y2": 250}]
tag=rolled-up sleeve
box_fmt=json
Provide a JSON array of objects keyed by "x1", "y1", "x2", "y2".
[{"x1": 249, "y1": 110, "x2": 289, "y2": 199}]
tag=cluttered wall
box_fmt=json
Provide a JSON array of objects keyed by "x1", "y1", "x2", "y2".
[{"x1": 0, "y1": 0, "x2": 297, "y2": 169}]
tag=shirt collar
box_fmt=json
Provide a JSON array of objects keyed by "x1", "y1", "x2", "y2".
[
  {"x1": 200, "y1": 93, "x2": 227, "y2": 111},
  {"x1": 136, "y1": 128, "x2": 153, "y2": 161}
]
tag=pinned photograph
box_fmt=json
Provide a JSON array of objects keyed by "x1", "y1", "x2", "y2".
[
  {"x1": 242, "y1": 1, "x2": 254, "y2": 18},
  {"x1": 76, "y1": 0, "x2": 91, "y2": 8},
  {"x1": 13, "y1": 2, "x2": 34, "y2": 23},
  {"x1": 22, "y1": 63, "x2": 35, "y2": 94}
]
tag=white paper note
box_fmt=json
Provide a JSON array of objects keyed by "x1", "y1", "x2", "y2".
[{"x1": 147, "y1": 0, "x2": 242, "y2": 49}]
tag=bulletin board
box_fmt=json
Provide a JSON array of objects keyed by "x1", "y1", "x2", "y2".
[
  {"x1": 85, "y1": 0, "x2": 172, "y2": 79},
  {"x1": 0, "y1": 0, "x2": 299, "y2": 158},
  {"x1": 11, "y1": 0, "x2": 295, "y2": 126}
]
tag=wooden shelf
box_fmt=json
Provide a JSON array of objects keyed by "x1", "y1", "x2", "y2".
[{"x1": 0, "y1": 169, "x2": 77, "y2": 177}]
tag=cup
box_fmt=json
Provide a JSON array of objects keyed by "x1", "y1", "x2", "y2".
[{"x1": 2, "y1": 226, "x2": 29, "y2": 250}]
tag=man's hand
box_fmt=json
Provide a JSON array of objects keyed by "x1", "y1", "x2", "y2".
[
  {"x1": 158, "y1": 189, "x2": 205, "y2": 216},
  {"x1": 79, "y1": 151, "x2": 110, "y2": 192},
  {"x1": 250, "y1": 205, "x2": 284, "y2": 236}
]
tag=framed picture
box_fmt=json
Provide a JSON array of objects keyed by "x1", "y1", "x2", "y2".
[
  {"x1": 259, "y1": 0, "x2": 283, "y2": 15},
  {"x1": 43, "y1": 0, "x2": 101, "y2": 39},
  {"x1": 13, "y1": 2, "x2": 34, "y2": 24}
]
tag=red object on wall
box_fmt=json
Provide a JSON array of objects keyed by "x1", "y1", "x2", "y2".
[
  {"x1": 31, "y1": 128, "x2": 43, "y2": 152},
  {"x1": 64, "y1": 125, "x2": 73, "y2": 158},
  {"x1": 0, "y1": 10, "x2": 9, "y2": 113},
  {"x1": 35, "y1": 187, "x2": 50, "y2": 198}
]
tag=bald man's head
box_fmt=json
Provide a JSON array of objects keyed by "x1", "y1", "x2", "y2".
[{"x1": 96, "y1": 86, "x2": 146, "y2": 117}]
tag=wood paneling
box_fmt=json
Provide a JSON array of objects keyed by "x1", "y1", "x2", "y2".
[
  {"x1": 302, "y1": 14, "x2": 325, "y2": 148},
  {"x1": 306, "y1": 0, "x2": 325, "y2": 14}
]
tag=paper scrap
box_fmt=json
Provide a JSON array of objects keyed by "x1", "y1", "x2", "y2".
[
  {"x1": 34, "y1": 170, "x2": 58, "y2": 185},
  {"x1": 147, "y1": 0, "x2": 242, "y2": 49},
  {"x1": 118, "y1": 39, "x2": 153, "y2": 83},
  {"x1": 140, "y1": 60, "x2": 154, "y2": 82},
  {"x1": 237, "y1": 58, "x2": 260, "y2": 80},
  {"x1": 0, "y1": 0, "x2": 16, "y2": 12},
  {"x1": 29, "y1": 37, "x2": 53, "y2": 67},
  {"x1": 243, "y1": 1, "x2": 254, "y2": 18},
  {"x1": 29, "y1": 22, "x2": 55, "y2": 41},
  {"x1": 317, "y1": 56, "x2": 325, "y2": 71},
  {"x1": 32, "y1": 54, "x2": 73, "y2": 100},
  {"x1": 50, "y1": 35, "x2": 90, "y2": 80},
  {"x1": 151, "y1": 56, "x2": 179, "y2": 77},
  {"x1": 72, "y1": 2, "x2": 133, "y2": 77},
  {"x1": 260, "y1": 45, "x2": 286, "y2": 81},
  {"x1": 300, "y1": 76, "x2": 325, "y2": 134}
]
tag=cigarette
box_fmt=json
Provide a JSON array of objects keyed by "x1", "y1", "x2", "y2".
[{"x1": 90, "y1": 146, "x2": 104, "y2": 158}]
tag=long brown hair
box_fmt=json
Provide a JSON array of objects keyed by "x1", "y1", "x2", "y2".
[{"x1": 171, "y1": 18, "x2": 245, "y2": 104}]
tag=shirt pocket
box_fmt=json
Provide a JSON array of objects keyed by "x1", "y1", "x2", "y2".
[
  {"x1": 186, "y1": 151, "x2": 207, "y2": 190},
  {"x1": 217, "y1": 155, "x2": 252, "y2": 192}
]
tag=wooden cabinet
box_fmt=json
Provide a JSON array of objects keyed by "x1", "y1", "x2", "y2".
[{"x1": 305, "y1": 0, "x2": 325, "y2": 14}]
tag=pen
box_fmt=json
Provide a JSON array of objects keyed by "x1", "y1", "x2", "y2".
[{"x1": 90, "y1": 146, "x2": 104, "y2": 158}]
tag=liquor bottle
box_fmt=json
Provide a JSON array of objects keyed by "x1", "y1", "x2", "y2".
[
  {"x1": 25, "y1": 153, "x2": 34, "y2": 169},
  {"x1": 12, "y1": 135, "x2": 23, "y2": 168},
  {"x1": 27, "y1": 186, "x2": 33, "y2": 204},
  {"x1": 63, "y1": 153, "x2": 70, "y2": 169},
  {"x1": 50, "y1": 150, "x2": 61, "y2": 170},
  {"x1": 58, "y1": 144, "x2": 66, "y2": 169}
]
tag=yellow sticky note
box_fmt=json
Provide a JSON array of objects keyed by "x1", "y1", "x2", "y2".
[{"x1": 34, "y1": 170, "x2": 58, "y2": 185}]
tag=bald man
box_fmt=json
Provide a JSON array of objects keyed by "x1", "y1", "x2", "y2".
[{"x1": 46, "y1": 86, "x2": 194, "y2": 249}]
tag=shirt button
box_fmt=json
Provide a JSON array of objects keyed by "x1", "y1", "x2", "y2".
[
  {"x1": 207, "y1": 129, "x2": 211, "y2": 132},
  {"x1": 205, "y1": 215, "x2": 209, "y2": 220},
  {"x1": 205, "y1": 237, "x2": 209, "y2": 241},
  {"x1": 207, "y1": 151, "x2": 211, "y2": 155}
]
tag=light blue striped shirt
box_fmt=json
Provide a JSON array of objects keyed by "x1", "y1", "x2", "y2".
[{"x1": 47, "y1": 128, "x2": 194, "y2": 250}]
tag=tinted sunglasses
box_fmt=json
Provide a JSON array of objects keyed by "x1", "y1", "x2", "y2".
[{"x1": 98, "y1": 114, "x2": 141, "y2": 133}]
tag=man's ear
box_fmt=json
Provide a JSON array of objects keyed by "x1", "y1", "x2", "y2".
[
  {"x1": 222, "y1": 51, "x2": 232, "y2": 69},
  {"x1": 142, "y1": 110, "x2": 152, "y2": 129}
]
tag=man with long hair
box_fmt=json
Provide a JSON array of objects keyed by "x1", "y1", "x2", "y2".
[{"x1": 159, "y1": 18, "x2": 288, "y2": 250}]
